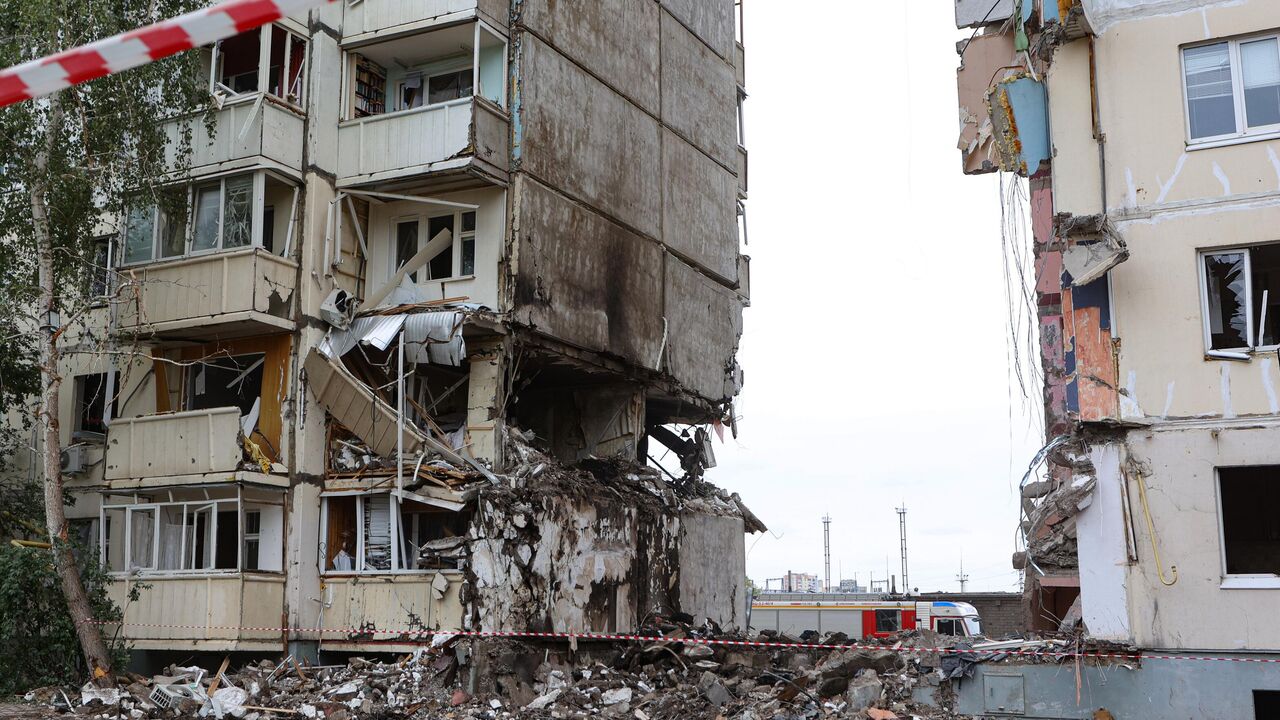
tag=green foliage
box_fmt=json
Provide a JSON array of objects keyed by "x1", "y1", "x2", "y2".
[{"x1": 0, "y1": 544, "x2": 128, "y2": 693}]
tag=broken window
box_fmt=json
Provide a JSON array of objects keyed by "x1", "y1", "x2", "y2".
[
  {"x1": 874, "y1": 609, "x2": 901, "y2": 634},
  {"x1": 87, "y1": 237, "x2": 111, "y2": 299},
  {"x1": 1256, "y1": 691, "x2": 1280, "y2": 719},
  {"x1": 102, "y1": 494, "x2": 282, "y2": 573},
  {"x1": 1219, "y1": 466, "x2": 1280, "y2": 577},
  {"x1": 211, "y1": 25, "x2": 307, "y2": 105},
  {"x1": 120, "y1": 172, "x2": 298, "y2": 265},
  {"x1": 1184, "y1": 35, "x2": 1280, "y2": 142},
  {"x1": 186, "y1": 353, "x2": 265, "y2": 418},
  {"x1": 390, "y1": 210, "x2": 476, "y2": 283},
  {"x1": 935, "y1": 618, "x2": 965, "y2": 637},
  {"x1": 1200, "y1": 245, "x2": 1280, "y2": 352},
  {"x1": 73, "y1": 373, "x2": 116, "y2": 436},
  {"x1": 322, "y1": 493, "x2": 467, "y2": 573}
]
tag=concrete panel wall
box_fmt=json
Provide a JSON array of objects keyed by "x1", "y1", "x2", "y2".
[
  {"x1": 662, "y1": 129, "x2": 738, "y2": 283},
  {"x1": 515, "y1": 34, "x2": 661, "y2": 238},
  {"x1": 518, "y1": 0, "x2": 660, "y2": 114},
  {"x1": 1046, "y1": 41, "x2": 1102, "y2": 218},
  {"x1": 1110, "y1": 202, "x2": 1280, "y2": 420},
  {"x1": 659, "y1": 11, "x2": 736, "y2": 168},
  {"x1": 659, "y1": 0, "x2": 734, "y2": 60},
  {"x1": 511, "y1": 175, "x2": 664, "y2": 367},
  {"x1": 1124, "y1": 423, "x2": 1280, "y2": 651},
  {"x1": 663, "y1": 255, "x2": 742, "y2": 402},
  {"x1": 678, "y1": 513, "x2": 746, "y2": 630}
]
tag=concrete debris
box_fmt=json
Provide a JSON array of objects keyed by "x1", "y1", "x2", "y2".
[{"x1": 39, "y1": 623, "x2": 1142, "y2": 720}]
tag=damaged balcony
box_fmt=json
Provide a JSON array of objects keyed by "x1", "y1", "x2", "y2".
[
  {"x1": 164, "y1": 24, "x2": 309, "y2": 179},
  {"x1": 336, "y1": 21, "x2": 509, "y2": 188},
  {"x1": 105, "y1": 340, "x2": 291, "y2": 487},
  {"x1": 115, "y1": 170, "x2": 300, "y2": 341},
  {"x1": 100, "y1": 487, "x2": 286, "y2": 651}
]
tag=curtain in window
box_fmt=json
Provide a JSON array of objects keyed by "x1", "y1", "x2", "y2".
[
  {"x1": 1185, "y1": 43, "x2": 1236, "y2": 139},
  {"x1": 129, "y1": 510, "x2": 155, "y2": 569}
]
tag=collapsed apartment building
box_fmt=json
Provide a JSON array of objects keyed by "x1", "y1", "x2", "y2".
[
  {"x1": 954, "y1": 0, "x2": 1280, "y2": 716},
  {"x1": 40, "y1": 0, "x2": 759, "y2": 668}
]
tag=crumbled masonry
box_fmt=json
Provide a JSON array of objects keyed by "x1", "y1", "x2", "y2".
[{"x1": 34, "y1": 621, "x2": 1133, "y2": 720}]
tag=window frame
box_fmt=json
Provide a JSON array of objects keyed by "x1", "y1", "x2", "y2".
[
  {"x1": 209, "y1": 23, "x2": 309, "y2": 110},
  {"x1": 388, "y1": 208, "x2": 478, "y2": 284},
  {"x1": 102, "y1": 491, "x2": 284, "y2": 577},
  {"x1": 1215, "y1": 466, "x2": 1280, "y2": 589},
  {"x1": 1182, "y1": 32, "x2": 1280, "y2": 148},
  {"x1": 1196, "y1": 245, "x2": 1280, "y2": 355},
  {"x1": 320, "y1": 492, "x2": 463, "y2": 576},
  {"x1": 119, "y1": 170, "x2": 299, "y2": 267}
]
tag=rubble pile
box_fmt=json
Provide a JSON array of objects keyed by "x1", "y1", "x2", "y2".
[{"x1": 31, "y1": 622, "x2": 1136, "y2": 720}]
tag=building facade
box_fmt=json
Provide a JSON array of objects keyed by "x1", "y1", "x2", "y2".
[
  {"x1": 954, "y1": 0, "x2": 1280, "y2": 715},
  {"x1": 47, "y1": 0, "x2": 756, "y2": 663}
]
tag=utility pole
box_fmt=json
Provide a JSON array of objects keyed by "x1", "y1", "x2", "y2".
[
  {"x1": 896, "y1": 506, "x2": 909, "y2": 594},
  {"x1": 822, "y1": 514, "x2": 832, "y2": 593},
  {"x1": 956, "y1": 553, "x2": 969, "y2": 593}
]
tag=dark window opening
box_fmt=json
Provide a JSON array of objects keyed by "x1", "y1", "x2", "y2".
[
  {"x1": 399, "y1": 500, "x2": 469, "y2": 570},
  {"x1": 244, "y1": 510, "x2": 261, "y2": 571},
  {"x1": 88, "y1": 237, "x2": 110, "y2": 298},
  {"x1": 426, "y1": 214, "x2": 454, "y2": 280},
  {"x1": 186, "y1": 353, "x2": 265, "y2": 417},
  {"x1": 262, "y1": 206, "x2": 275, "y2": 254},
  {"x1": 218, "y1": 31, "x2": 260, "y2": 93},
  {"x1": 1255, "y1": 690, "x2": 1280, "y2": 720},
  {"x1": 428, "y1": 69, "x2": 473, "y2": 105},
  {"x1": 1203, "y1": 245, "x2": 1280, "y2": 350},
  {"x1": 460, "y1": 211, "x2": 476, "y2": 276},
  {"x1": 396, "y1": 220, "x2": 419, "y2": 282},
  {"x1": 1251, "y1": 245, "x2": 1280, "y2": 347},
  {"x1": 936, "y1": 618, "x2": 964, "y2": 636},
  {"x1": 1220, "y1": 466, "x2": 1280, "y2": 576},
  {"x1": 874, "y1": 609, "x2": 901, "y2": 634},
  {"x1": 325, "y1": 496, "x2": 357, "y2": 571},
  {"x1": 74, "y1": 373, "x2": 116, "y2": 435}
]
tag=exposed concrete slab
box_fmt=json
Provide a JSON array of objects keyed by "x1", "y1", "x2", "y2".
[
  {"x1": 661, "y1": 129, "x2": 738, "y2": 285},
  {"x1": 679, "y1": 513, "x2": 746, "y2": 630},
  {"x1": 511, "y1": 175, "x2": 664, "y2": 368},
  {"x1": 515, "y1": 32, "x2": 662, "y2": 238},
  {"x1": 518, "y1": 0, "x2": 660, "y2": 114},
  {"x1": 660, "y1": 0, "x2": 735, "y2": 60},
  {"x1": 663, "y1": 254, "x2": 743, "y2": 402},
  {"x1": 659, "y1": 11, "x2": 737, "y2": 169}
]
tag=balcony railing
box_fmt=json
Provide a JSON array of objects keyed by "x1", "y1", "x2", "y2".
[
  {"x1": 164, "y1": 96, "x2": 304, "y2": 178},
  {"x1": 107, "y1": 574, "x2": 284, "y2": 648},
  {"x1": 104, "y1": 407, "x2": 243, "y2": 481},
  {"x1": 318, "y1": 573, "x2": 464, "y2": 648},
  {"x1": 336, "y1": 98, "x2": 509, "y2": 187},
  {"x1": 115, "y1": 247, "x2": 297, "y2": 340}
]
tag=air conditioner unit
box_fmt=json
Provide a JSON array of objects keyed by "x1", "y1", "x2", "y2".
[{"x1": 60, "y1": 445, "x2": 89, "y2": 475}]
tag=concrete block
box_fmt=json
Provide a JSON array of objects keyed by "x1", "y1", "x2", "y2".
[
  {"x1": 515, "y1": 33, "x2": 661, "y2": 237},
  {"x1": 518, "y1": 0, "x2": 659, "y2": 113},
  {"x1": 661, "y1": 129, "x2": 738, "y2": 284},
  {"x1": 660, "y1": 0, "x2": 735, "y2": 60},
  {"x1": 659, "y1": 11, "x2": 737, "y2": 168},
  {"x1": 663, "y1": 255, "x2": 743, "y2": 402}
]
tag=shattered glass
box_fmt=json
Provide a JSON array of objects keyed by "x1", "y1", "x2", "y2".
[
  {"x1": 222, "y1": 175, "x2": 253, "y2": 248},
  {"x1": 1205, "y1": 251, "x2": 1248, "y2": 349}
]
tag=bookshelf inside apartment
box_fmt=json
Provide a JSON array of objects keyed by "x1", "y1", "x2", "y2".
[{"x1": 354, "y1": 56, "x2": 386, "y2": 117}]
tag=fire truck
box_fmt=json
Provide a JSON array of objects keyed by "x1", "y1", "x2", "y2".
[{"x1": 750, "y1": 594, "x2": 983, "y2": 639}]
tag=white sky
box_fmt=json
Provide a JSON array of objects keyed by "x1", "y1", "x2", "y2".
[{"x1": 713, "y1": 1, "x2": 1044, "y2": 594}]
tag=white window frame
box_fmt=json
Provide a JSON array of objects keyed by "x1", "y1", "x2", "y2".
[
  {"x1": 1182, "y1": 32, "x2": 1280, "y2": 149},
  {"x1": 210, "y1": 23, "x2": 309, "y2": 109},
  {"x1": 388, "y1": 208, "x2": 478, "y2": 283},
  {"x1": 1215, "y1": 467, "x2": 1280, "y2": 589},
  {"x1": 1198, "y1": 245, "x2": 1279, "y2": 355},
  {"x1": 101, "y1": 489, "x2": 285, "y2": 577},
  {"x1": 119, "y1": 170, "x2": 300, "y2": 267}
]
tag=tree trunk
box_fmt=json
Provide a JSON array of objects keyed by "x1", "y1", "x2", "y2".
[{"x1": 30, "y1": 93, "x2": 116, "y2": 686}]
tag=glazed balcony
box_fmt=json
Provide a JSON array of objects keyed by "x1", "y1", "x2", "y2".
[{"x1": 164, "y1": 97, "x2": 304, "y2": 179}]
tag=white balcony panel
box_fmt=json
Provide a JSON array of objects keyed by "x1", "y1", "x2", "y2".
[
  {"x1": 108, "y1": 575, "x2": 284, "y2": 648},
  {"x1": 164, "y1": 99, "x2": 304, "y2": 177},
  {"x1": 105, "y1": 407, "x2": 242, "y2": 480},
  {"x1": 337, "y1": 101, "x2": 473, "y2": 186},
  {"x1": 342, "y1": 0, "x2": 477, "y2": 43},
  {"x1": 319, "y1": 574, "x2": 464, "y2": 646},
  {"x1": 117, "y1": 247, "x2": 297, "y2": 338}
]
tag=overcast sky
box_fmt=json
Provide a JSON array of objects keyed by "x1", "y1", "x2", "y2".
[{"x1": 713, "y1": 1, "x2": 1044, "y2": 594}]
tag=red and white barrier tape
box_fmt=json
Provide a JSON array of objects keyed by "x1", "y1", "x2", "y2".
[
  {"x1": 0, "y1": 0, "x2": 336, "y2": 109},
  {"x1": 83, "y1": 620, "x2": 1280, "y2": 665}
]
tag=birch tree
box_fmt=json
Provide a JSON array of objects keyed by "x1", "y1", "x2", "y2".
[{"x1": 0, "y1": 0, "x2": 205, "y2": 683}]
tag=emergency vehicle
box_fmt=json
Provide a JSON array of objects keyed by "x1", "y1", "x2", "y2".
[{"x1": 750, "y1": 596, "x2": 983, "y2": 639}]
